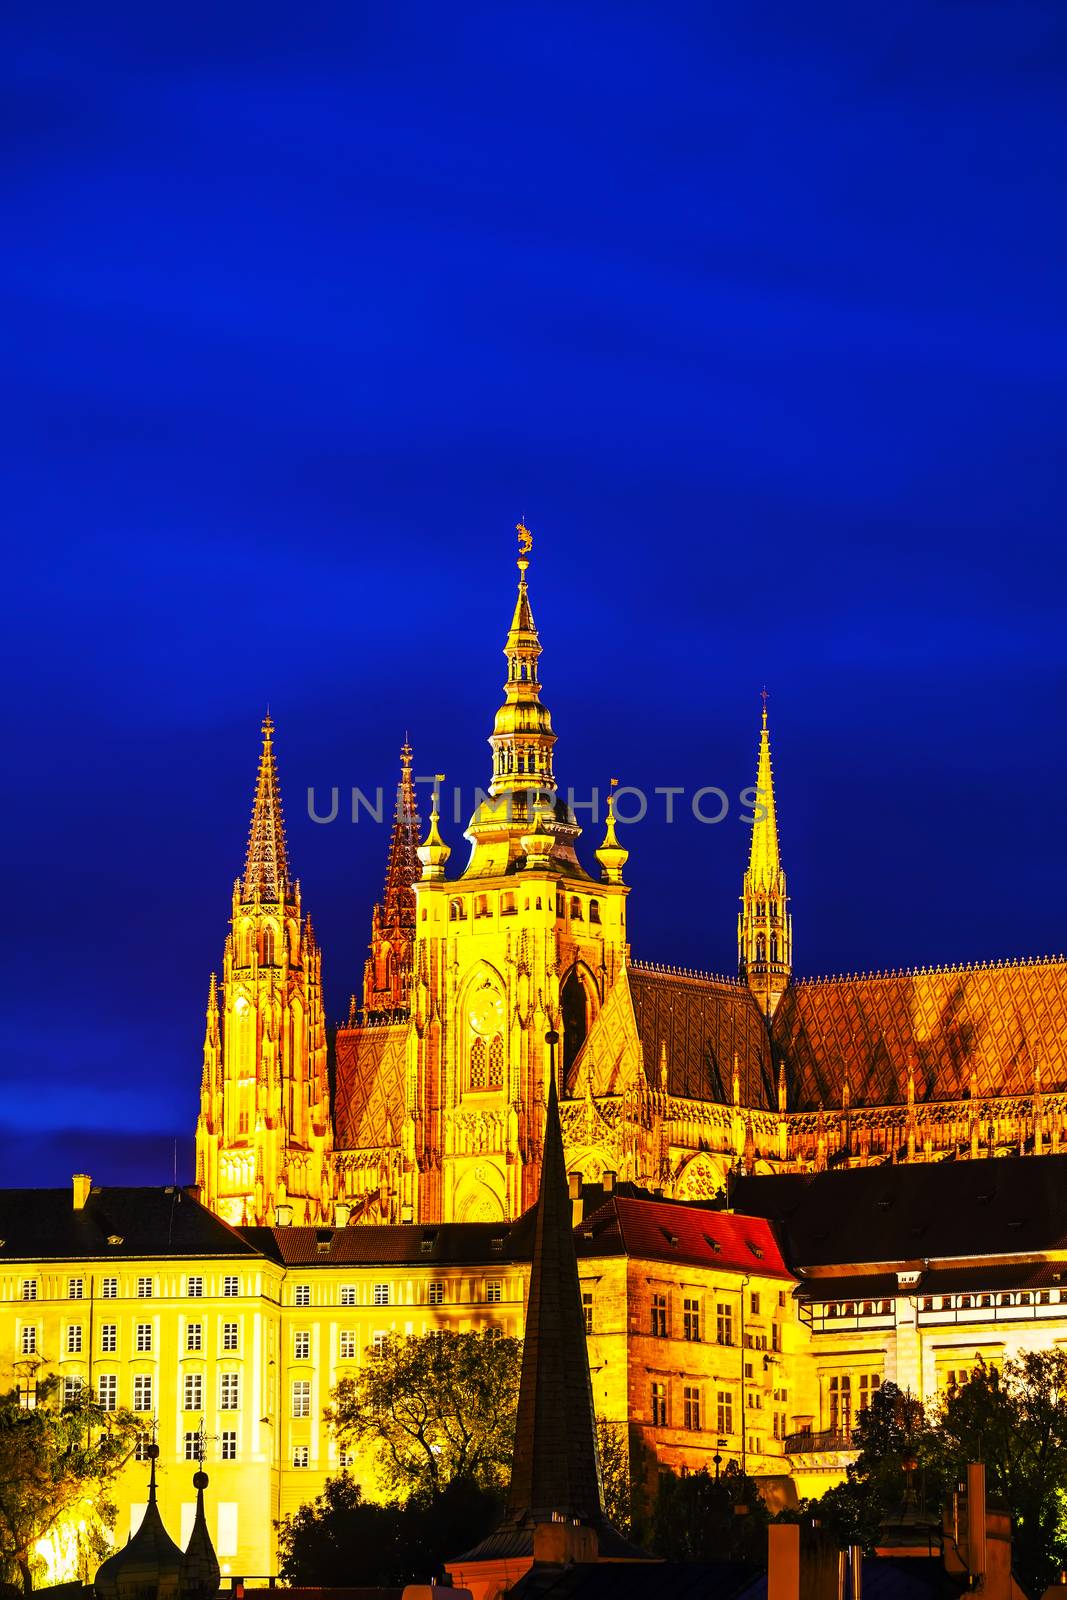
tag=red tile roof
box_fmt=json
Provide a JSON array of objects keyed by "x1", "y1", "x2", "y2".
[{"x1": 577, "y1": 1194, "x2": 792, "y2": 1279}]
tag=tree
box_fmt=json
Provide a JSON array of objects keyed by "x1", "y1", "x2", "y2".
[
  {"x1": 277, "y1": 1473, "x2": 500, "y2": 1586},
  {"x1": 0, "y1": 1379, "x2": 140, "y2": 1593},
  {"x1": 330, "y1": 1331, "x2": 522, "y2": 1496},
  {"x1": 651, "y1": 1462, "x2": 769, "y2": 1565},
  {"x1": 930, "y1": 1353, "x2": 1067, "y2": 1596},
  {"x1": 596, "y1": 1421, "x2": 633, "y2": 1539}
]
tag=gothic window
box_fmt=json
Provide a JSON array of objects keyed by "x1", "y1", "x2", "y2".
[
  {"x1": 756, "y1": 933, "x2": 766, "y2": 962},
  {"x1": 488, "y1": 1035, "x2": 504, "y2": 1086},
  {"x1": 770, "y1": 935, "x2": 778, "y2": 963},
  {"x1": 449, "y1": 898, "x2": 466, "y2": 921},
  {"x1": 262, "y1": 924, "x2": 275, "y2": 965},
  {"x1": 561, "y1": 967, "x2": 591, "y2": 1077},
  {"x1": 375, "y1": 943, "x2": 393, "y2": 990},
  {"x1": 771, "y1": 901, "x2": 778, "y2": 918},
  {"x1": 470, "y1": 1038, "x2": 487, "y2": 1089}
]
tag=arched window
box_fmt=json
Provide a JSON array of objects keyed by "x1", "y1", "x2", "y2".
[
  {"x1": 449, "y1": 898, "x2": 466, "y2": 922},
  {"x1": 756, "y1": 933, "x2": 766, "y2": 962},
  {"x1": 488, "y1": 1035, "x2": 504, "y2": 1086},
  {"x1": 262, "y1": 925, "x2": 275, "y2": 965},
  {"x1": 589, "y1": 899, "x2": 601, "y2": 925},
  {"x1": 570, "y1": 896, "x2": 583, "y2": 920},
  {"x1": 561, "y1": 968, "x2": 591, "y2": 1077},
  {"x1": 770, "y1": 935, "x2": 778, "y2": 964},
  {"x1": 470, "y1": 1038, "x2": 487, "y2": 1089}
]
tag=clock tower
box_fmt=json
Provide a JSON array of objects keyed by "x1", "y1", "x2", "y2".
[{"x1": 402, "y1": 535, "x2": 630, "y2": 1223}]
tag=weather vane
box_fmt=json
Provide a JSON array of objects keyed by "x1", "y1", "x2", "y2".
[{"x1": 516, "y1": 521, "x2": 533, "y2": 556}]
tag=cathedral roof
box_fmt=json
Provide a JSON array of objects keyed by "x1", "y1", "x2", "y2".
[
  {"x1": 772, "y1": 956, "x2": 1067, "y2": 1107},
  {"x1": 628, "y1": 963, "x2": 775, "y2": 1107},
  {"x1": 334, "y1": 1021, "x2": 408, "y2": 1149}
]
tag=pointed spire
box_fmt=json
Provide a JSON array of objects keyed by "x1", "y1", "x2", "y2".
[
  {"x1": 504, "y1": 1067, "x2": 604, "y2": 1528},
  {"x1": 489, "y1": 530, "x2": 557, "y2": 800},
  {"x1": 181, "y1": 1470, "x2": 220, "y2": 1600},
  {"x1": 93, "y1": 1446, "x2": 185, "y2": 1600},
  {"x1": 738, "y1": 692, "x2": 791, "y2": 1016},
  {"x1": 748, "y1": 689, "x2": 781, "y2": 887},
  {"x1": 242, "y1": 714, "x2": 290, "y2": 903},
  {"x1": 363, "y1": 741, "x2": 423, "y2": 1013}
]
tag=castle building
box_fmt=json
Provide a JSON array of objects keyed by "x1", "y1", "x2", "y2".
[{"x1": 193, "y1": 530, "x2": 1067, "y2": 1234}]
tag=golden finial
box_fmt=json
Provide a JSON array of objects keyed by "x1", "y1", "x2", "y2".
[
  {"x1": 760, "y1": 686, "x2": 769, "y2": 730},
  {"x1": 516, "y1": 521, "x2": 533, "y2": 557}
]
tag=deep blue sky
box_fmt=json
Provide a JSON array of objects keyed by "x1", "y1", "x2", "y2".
[{"x1": 2, "y1": 2, "x2": 1065, "y2": 1187}]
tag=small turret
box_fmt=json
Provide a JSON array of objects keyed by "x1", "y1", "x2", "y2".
[
  {"x1": 417, "y1": 785, "x2": 452, "y2": 881},
  {"x1": 595, "y1": 785, "x2": 629, "y2": 885}
]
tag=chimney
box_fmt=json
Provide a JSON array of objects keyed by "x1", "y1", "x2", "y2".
[
  {"x1": 768, "y1": 1524, "x2": 800, "y2": 1600},
  {"x1": 568, "y1": 1171, "x2": 583, "y2": 1228},
  {"x1": 603, "y1": 1170, "x2": 616, "y2": 1193},
  {"x1": 72, "y1": 1174, "x2": 91, "y2": 1210},
  {"x1": 335, "y1": 1202, "x2": 351, "y2": 1228},
  {"x1": 967, "y1": 1461, "x2": 987, "y2": 1581},
  {"x1": 275, "y1": 1203, "x2": 293, "y2": 1227}
]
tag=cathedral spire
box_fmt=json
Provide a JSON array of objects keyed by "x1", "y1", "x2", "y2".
[
  {"x1": 738, "y1": 692, "x2": 792, "y2": 1017},
  {"x1": 242, "y1": 714, "x2": 289, "y2": 904},
  {"x1": 363, "y1": 742, "x2": 422, "y2": 1014},
  {"x1": 504, "y1": 1067, "x2": 604, "y2": 1528}
]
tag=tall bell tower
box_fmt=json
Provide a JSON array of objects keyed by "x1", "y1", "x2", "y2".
[
  {"x1": 738, "y1": 693, "x2": 792, "y2": 1018},
  {"x1": 196, "y1": 716, "x2": 333, "y2": 1225},
  {"x1": 403, "y1": 529, "x2": 630, "y2": 1224}
]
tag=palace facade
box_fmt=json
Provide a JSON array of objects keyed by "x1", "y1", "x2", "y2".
[{"x1": 193, "y1": 537, "x2": 1067, "y2": 1231}]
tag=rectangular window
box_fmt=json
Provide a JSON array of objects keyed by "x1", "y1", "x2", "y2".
[
  {"x1": 220, "y1": 1430, "x2": 237, "y2": 1461},
  {"x1": 683, "y1": 1385, "x2": 701, "y2": 1431},
  {"x1": 21, "y1": 1326, "x2": 37, "y2": 1355},
  {"x1": 339, "y1": 1331, "x2": 357, "y2": 1360},
  {"x1": 373, "y1": 1284, "x2": 389, "y2": 1307},
  {"x1": 67, "y1": 1324, "x2": 83, "y2": 1354},
  {"x1": 21, "y1": 1281, "x2": 37, "y2": 1302},
  {"x1": 651, "y1": 1293, "x2": 668, "y2": 1338},
  {"x1": 133, "y1": 1375, "x2": 153, "y2": 1412},
  {"x1": 772, "y1": 1322, "x2": 781, "y2": 1352},
  {"x1": 717, "y1": 1390, "x2": 734, "y2": 1435},
  {"x1": 339, "y1": 1445, "x2": 354, "y2": 1469},
  {"x1": 651, "y1": 1381, "x2": 668, "y2": 1427},
  {"x1": 184, "y1": 1373, "x2": 204, "y2": 1412},
  {"x1": 340, "y1": 1286, "x2": 357, "y2": 1307},
  {"x1": 187, "y1": 1276, "x2": 204, "y2": 1298},
  {"x1": 184, "y1": 1430, "x2": 200, "y2": 1461},
  {"x1": 683, "y1": 1298, "x2": 701, "y2": 1342},
  {"x1": 223, "y1": 1276, "x2": 239, "y2": 1298},
  {"x1": 136, "y1": 1323, "x2": 152, "y2": 1353},
  {"x1": 222, "y1": 1323, "x2": 238, "y2": 1352},
  {"x1": 294, "y1": 1331, "x2": 311, "y2": 1360},
  {"x1": 187, "y1": 1323, "x2": 203, "y2": 1352},
  {"x1": 750, "y1": 1291, "x2": 761, "y2": 1316},
  {"x1": 372, "y1": 1332, "x2": 387, "y2": 1358},
  {"x1": 102, "y1": 1277, "x2": 118, "y2": 1299},
  {"x1": 68, "y1": 1278, "x2": 84, "y2": 1300},
  {"x1": 101, "y1": 1323, "x2": 117, "y2": 1353},
  {"x1": 858, "y1": 1373, "x2": 881, "y2": 1412},
  {"x1": 582, "y1": 1291, "x2": 594, "y2": 1334},
  {"x1": 219, "y1": 1373, "x2": 239, "y2": 1411},
  {"x1": 137, "y1": 1276, "x2": 153, "y2": 1298},
  {"x1": 486, "y1": 1280, "x2": 502, "y2": 1304},
  {"x1": 716, "y1": 1304, "x2": 734, "y2": 1346},
  {"x1": 293, "y1": 1445, "x2": 310, "y2": 1468},
  {"x1": 62, "y1": 1377, "x2": 84, "y2": 1408},
  {"x1": 294, "y1": 1284, "x2": 310, "y2": 1307},
  {"x1": 778, "y1": 1291, "x2": 787, "y2": 1309},
  {"x1": 292, "y1": 1380, "x2": 311, "y2": 1418},
  {"x1": 135, "y1": 1435, "x2": 152, "y2": 1460},
  {"x1": 97, "y1": 1375, "x2": 117, "y2": 1412},
  {"x1": 428, "y1": 1282, "x2": 444, "y2": 1306},
  {"x1": 828, "y1": 1375, "x2": 851, "y2": 1435}
]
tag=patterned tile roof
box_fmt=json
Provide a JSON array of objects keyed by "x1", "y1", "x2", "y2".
[
  {"x1": 334, "y1": 1021, "x2": 408, "y2": 1149},
  {"x1": 628, "y1": 963, "x2": 775, "y2": 1107},
  {"x1": 773, "y1": 957, "x2": 1067, "y2": 1108}
]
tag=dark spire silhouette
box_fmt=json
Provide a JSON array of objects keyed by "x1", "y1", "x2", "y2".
[{"x1": 505, "y1": 1070, "x2": 604, "y2": 1527}]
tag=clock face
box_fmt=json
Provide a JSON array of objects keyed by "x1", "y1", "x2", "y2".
[{"x1": 467, "y1": 979, "x2": 504, "y2": 1037}]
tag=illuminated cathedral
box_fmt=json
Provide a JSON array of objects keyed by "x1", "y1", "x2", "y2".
[{"x1": 195, "y1": 535, "x2": 1067, "y2": 1227}]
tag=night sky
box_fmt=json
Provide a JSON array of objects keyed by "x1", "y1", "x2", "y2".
[{"x1": 3, "y1": 3, "x2": 1066, "y2": 1188}]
